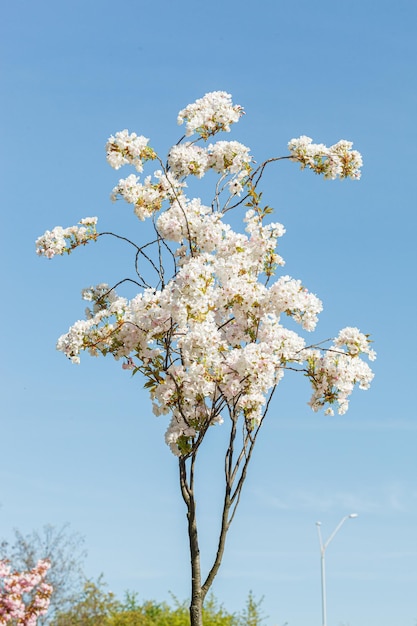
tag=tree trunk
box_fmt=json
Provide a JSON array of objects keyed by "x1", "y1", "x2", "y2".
[
  {"x1": 188, "y1": 498, "x2": 203, "y2": 626},
  {"x1": 179, "y1": 457, "x2": 204, "y2": 626},
  {"x1": 189, "y1": 596, "x2": 203, "y2": 626},
  {"x1": 179, "y1": 406, "x2": 268, "y2": 625}
]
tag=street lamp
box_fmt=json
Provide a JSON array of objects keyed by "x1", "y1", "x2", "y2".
[{"x1": 316, "y1": 514, "x2": 358, "y2": 626}]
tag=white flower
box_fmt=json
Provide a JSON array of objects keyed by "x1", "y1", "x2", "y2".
[
  {"x1": 168, "y1": 143, "x2": 209, "y2": 178},
  {"x1": 177, "y1": 91, "x2": 244, "y2": 139},
  {"x1": 288, "y1": 135, "x2": 362, "y2": 180},
  {"x1": 38, "y1": 91, "x2": 374, "y2": 455},
  {"x1": 208, "y1": 140, "x2": 251, "y2": 174},
  {"x1": 106, "y1": 130, "x2": 154, "y2": 172},
  {"x1": 35, "y1": 218, "x2": 98, "y2": 258}
]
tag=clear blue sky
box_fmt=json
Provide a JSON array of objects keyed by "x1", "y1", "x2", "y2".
[{"x1": 1, "y1": 1, "x2": 416, "y2": 625}]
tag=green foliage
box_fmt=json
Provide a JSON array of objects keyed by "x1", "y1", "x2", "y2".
[
  {"x1": 51, "y1": 579, "x2": 266, "y2": 626},
  {"x1": 2, "y1": 527, "x2": 271, "y2": 625},
  {"x1": 236, "y1": 591, "x2": 266, "y2": 626},
  {"x1": 3, "y1": 527, "x2": 269, "y2": 626},
  {"x1": 201, "y1": 595, "x2": 237, "y2": 626},
  {"x1": 52, "y1": 577, "x2": 118, "y2": 626}
]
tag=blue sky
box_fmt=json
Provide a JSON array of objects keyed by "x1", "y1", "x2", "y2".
[{"x1": 1, "y1": 1, "x2": 416, "y2": 625}]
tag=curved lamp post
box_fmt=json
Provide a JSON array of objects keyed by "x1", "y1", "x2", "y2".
[{"x1": 316, "y1": 514, "x2": 358, "y2": 626}]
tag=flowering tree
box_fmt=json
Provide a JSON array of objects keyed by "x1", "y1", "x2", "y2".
[
  {"x1": 0, "y1": 559, "x2": 52, "y2": 625},
  {"x1": 0, "y1": 524, "x2": 86, "y2": 622},
  {"x1": 36, "y1": 92, "x2": 375, "y2": 626}
]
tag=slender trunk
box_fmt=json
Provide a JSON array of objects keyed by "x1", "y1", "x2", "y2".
[
  {"x1": 179, "y1": 456, "x2": 203, "y2": 626},
  {"x1": 188, "y1": 493, "x2": 203, "y2": 626},
  {"x1": 178, "y1": 394, "x2": 275, "y2": 625}
]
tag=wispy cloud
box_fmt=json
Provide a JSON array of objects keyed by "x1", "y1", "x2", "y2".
[{"x1": 252, "y1": 481, "x2": 416, "y2": 515}]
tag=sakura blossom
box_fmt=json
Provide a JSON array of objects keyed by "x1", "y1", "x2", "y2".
[
  {"x1": 37, "y1": 91, "x2": 374, "y2": 457},
  {"x1": 106, "y1": 130, "x2": 156, "y2": 172},
  {"x1": 288, "y1": 135, "x2": 363, "y2": 180},
  {"x1": 168, "y1": 143, "x2": 210, "y2": 179},
  {"x1": 207, "y1": 140, "x2": 251, "y2": 174},
  {"x1": 35, "y1": 217, "x2": 98, "y2": 258},
  {"x1": 0, "y1": 559, "x2": 52, "y2": 625},
  {"x1": 177, "y1": 91, "x2": 244, "y2": 139}
]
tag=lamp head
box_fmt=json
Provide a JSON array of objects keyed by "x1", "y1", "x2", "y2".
[{"x1": 348, "y1": 513, "x2": 358, "y2": 518}]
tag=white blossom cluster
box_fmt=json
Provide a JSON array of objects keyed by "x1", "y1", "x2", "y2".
[
  {"x1": 288, "y1": 135, "x2": 363, "y2": 179},
  {"x1": 82, "y1": 283, "x2": 118, "y2": 318},
  {"x1": 56, "y1": 292, "x2": 129, "y2": 364},
  {"x1": 156, "y1": 198, "x2": 224, "y2": 251},
  {"x1": 167, "y1": 140, "x2": 252, "y2": 196},
  {"x1": 168, "y1": 140, "x2": 251, "y2": 180},
  {"x1": 177, "y1": 91, "x2": 244, "y2": 139},
  {"x1": 208, "y1": 140, "x2": 251, "y2": 174},
  {"x1": 106, "y1": 130, "x2": 156, "y2": 172},
  {"x1": 111, "y1": 170, "x2": 186, "y2": 220},
  {"x1": 37, "y1": 92, "x2": 374, "y2": 456},
  {"x1": 307, "y1": 327, "x2": 376, "y2": 415},
  {"x1": 35, "y1": 217, "x2": 98, "y2": 258},
  {"x1": 110, "y1": 138, "x2": 251, "y2": 221},
  {"x1": 110, "y1": 173, "x2": 163, "y2": 220},
  {"x1": 167, "y1": 143, "x2": 209, "y2": 178}
]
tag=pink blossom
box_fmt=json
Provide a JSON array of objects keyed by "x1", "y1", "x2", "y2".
[{"x1": 0, "y1": 560, "x2": 52, "y2": 625}]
